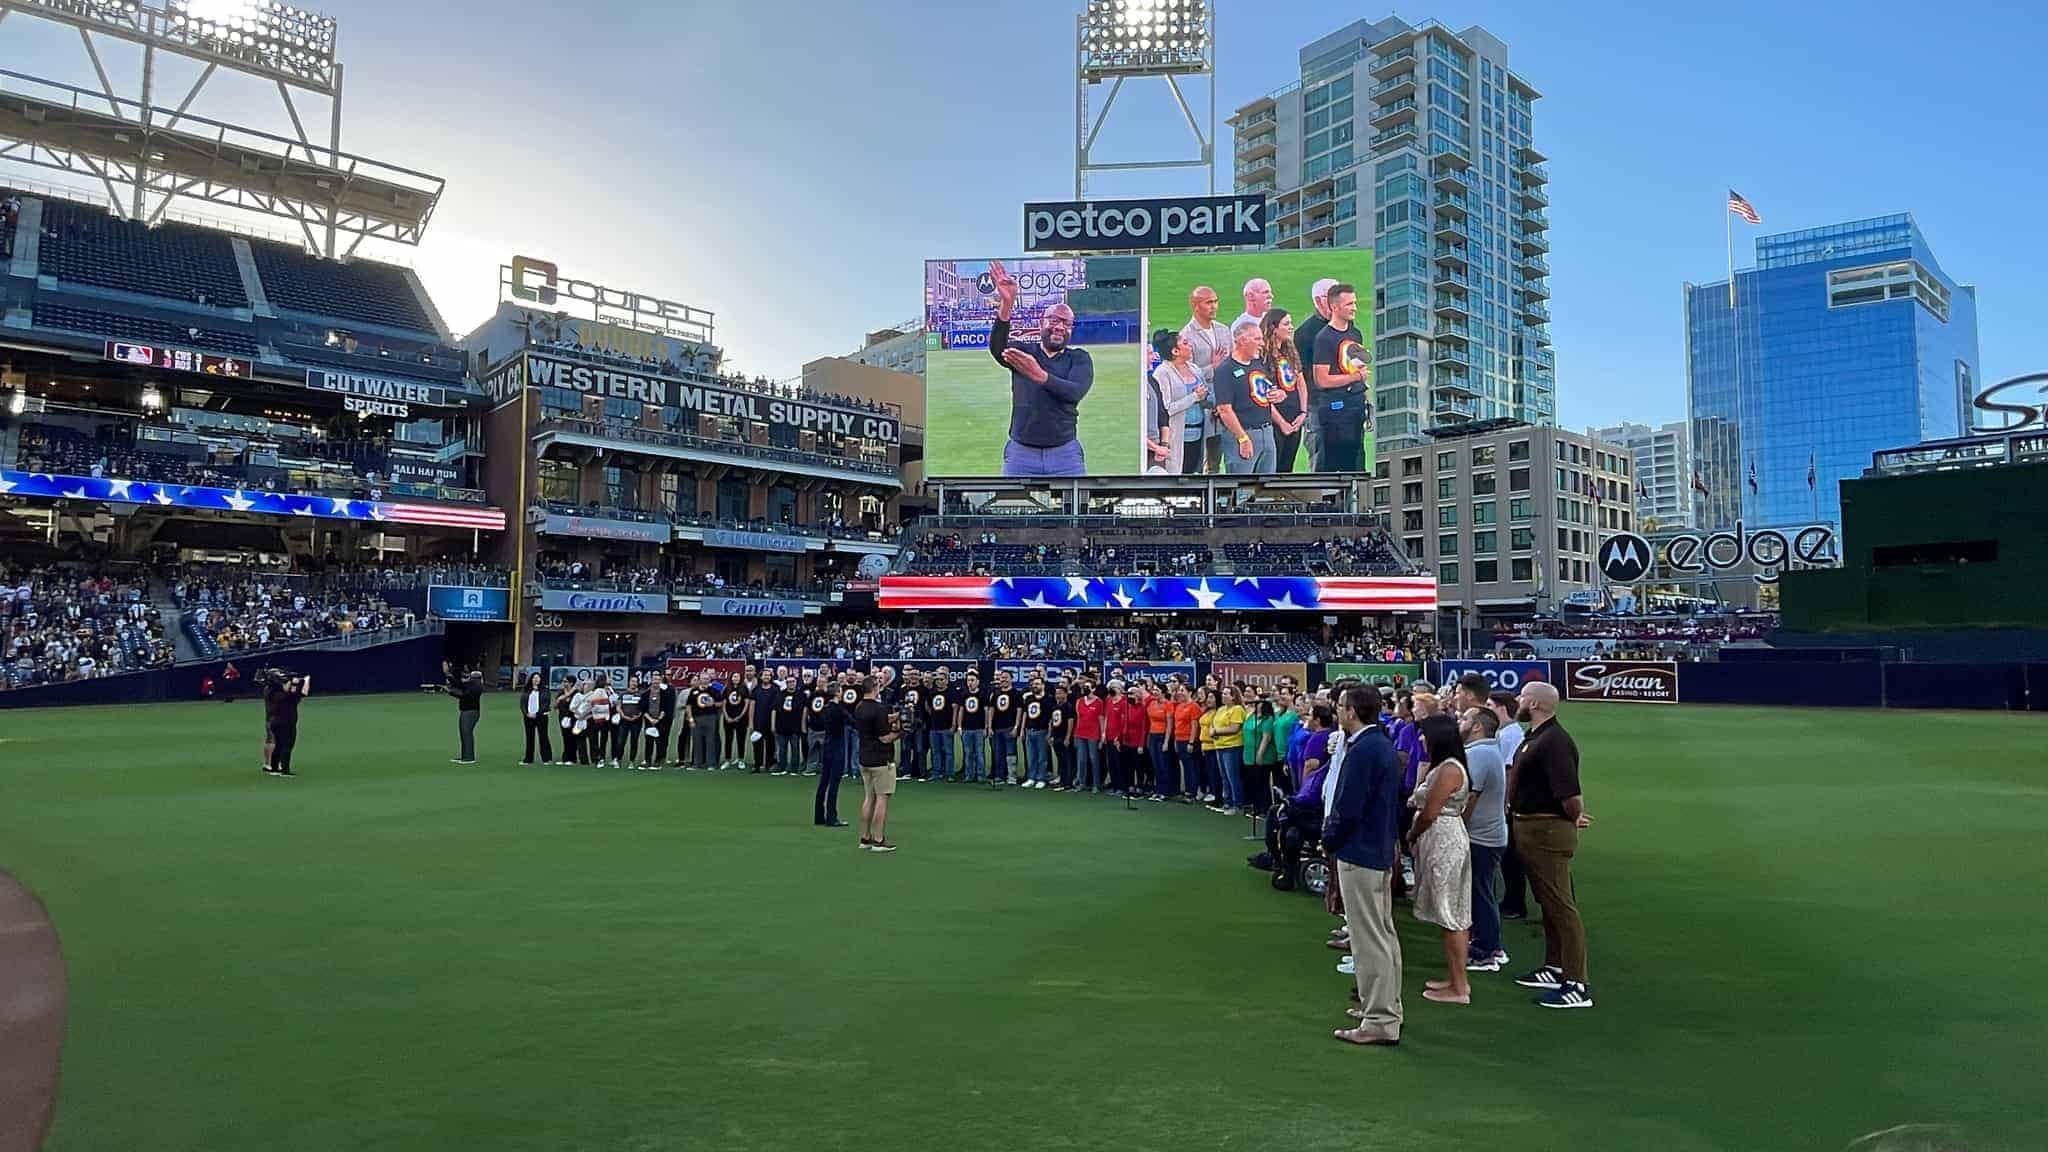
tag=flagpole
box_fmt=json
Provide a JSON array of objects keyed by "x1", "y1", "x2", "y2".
[{"x1": 1726, "y1": 195, "x2": 1737, "y2": 310}]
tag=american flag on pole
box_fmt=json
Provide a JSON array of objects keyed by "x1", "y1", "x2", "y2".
[
  {"x1": 878, "y1": 575, "x2": 1439, "y2": 614},
  {"x1": 1728, "y1": 189, "x2": 1761, "y2": 225}
]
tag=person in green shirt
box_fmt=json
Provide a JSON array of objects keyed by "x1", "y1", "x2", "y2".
[
  {"x1": 1272, "y1": 687, "x2": 1302, "y2": 788},
  {"x1": 1241, "y1": 687, "x2": 1285, "y2": 826}
]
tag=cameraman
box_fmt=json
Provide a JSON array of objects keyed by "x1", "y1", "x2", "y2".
[
  {"x1": 442, "y1": 660, "x2": 483, "y2": 765},
  {"x1": 264, "y1": 673, "x2": 310, "y2": 776}
]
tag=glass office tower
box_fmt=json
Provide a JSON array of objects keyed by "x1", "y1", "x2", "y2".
[{"x1": 1685, "y1": 214, "x2": 1979, "y2": 530}]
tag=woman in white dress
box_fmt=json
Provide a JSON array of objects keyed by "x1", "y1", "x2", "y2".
[
  {"x1": 1409, "y1": 716, "x2": 1474, "y2": 1004},
  {"x1": 1144, "y1": 329, "x2": 1208, "y2": 475}
]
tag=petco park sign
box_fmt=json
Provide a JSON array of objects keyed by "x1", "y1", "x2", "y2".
[
  {"x1": 1023, "y1": 194, "x2": 1267, "y2": 252},
  {"x1": 501, "y1": 256, "x2": 715, "y2": 343}
]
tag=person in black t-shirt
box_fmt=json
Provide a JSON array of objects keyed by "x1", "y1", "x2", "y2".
[
  {"x1": 1022, "y1": 679, "x2": 1053, "y2": 787},
  {"x1": 1310, "y1": 282, "x2": 1372, "y2": 473},
  {"x1": 897, "y1": 669, "x2": 927, "y2": 781},
  {"x1": 958, "y1": 670, "x2": 988, "y2": 782},
  {"x1": 1213, "y1": 318, "x2": 1277, "y2": 474},
  {"x1": 614, "y1": 673, "x2": 646, "y2": 768},
  {"x1": 1507, "y1": 681, "x2": 1591, "y2": 1005},
  {"x1": 1049, "y1": 684, "x2": 1075, "y2": 790},
  {"x1": 724, "y1": 676, "x2": 753, "y2": 770},
  {"x1": 985, "y1": 260, "x2": 1092, "y2": 477},
  {"x1": 262, "y1": 673, "x2": 309, "y2": 775},
  {"x1": 804, "y1": 666, "x2": 831, "y2": 774},
  {"x1": 925, "y1": 669, "x2": 959, "y2": 781},
  {"x1": 813, "y1": 672, "x2": 854, "y2": 827},
  {"x1": 750, "y1": 669, "x2": 778, "y2": 773},
  {"x1": 989, "y1": 673, "x2": 1021, "y2": 787},
  {"x1": 442, "y1": 661, "x2": 483, "y2": 764},
  {"x1": 696, "y1": 678, "x2": 728, "y2": 770},
  {"x1": 642, "y1": 676, "x2": 673, "y2": 769},
  {"x1": 852, "y1": 676, "x2": 901, "y2": 852},
  {"x1": 774, "y1": 676, "x2": 806, "y2": 776}
]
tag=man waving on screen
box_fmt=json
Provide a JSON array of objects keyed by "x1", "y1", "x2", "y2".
[{"x1": 987, "y1": 260, "x2": 1093, "y2": 477}]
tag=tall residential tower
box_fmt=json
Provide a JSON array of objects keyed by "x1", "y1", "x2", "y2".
[{"x1": 1228, "y1": 17, "x2": 1554, "y2": 450}]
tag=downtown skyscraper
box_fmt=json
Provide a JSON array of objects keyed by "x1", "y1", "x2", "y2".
[{"x1": 1227, "y1": 17, "x2": 1554, "y2": 450}]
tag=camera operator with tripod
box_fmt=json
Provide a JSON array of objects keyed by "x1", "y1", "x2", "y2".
[{"x1": 262, "y1": 670, "x2": 310, "y2": 776}]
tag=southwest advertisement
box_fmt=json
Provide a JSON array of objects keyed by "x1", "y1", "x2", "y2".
[{"x1": 922, "y1": 248, "x2": 1371, "y2": 477}]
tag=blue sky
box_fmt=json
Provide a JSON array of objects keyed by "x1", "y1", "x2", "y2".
[{"x1": 5, "y1": 0, "x2": 2041, "y2": 431}]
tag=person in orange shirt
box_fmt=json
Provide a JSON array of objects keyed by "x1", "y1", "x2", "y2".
[
  {"x1": 1144, "y1": 680, "x2": 1173, "y2": 802},
  {"x1": 1169, "y1": 681, "x2": 1203, "y2": 804}
]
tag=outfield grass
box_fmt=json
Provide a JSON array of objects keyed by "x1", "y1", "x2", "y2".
[
  {"x1": 924, "y1": 345, "x2": 1139, "y2": 476},
  {"x1": 2, "y1": 696, "x2": 2045, "y2": 1151}
]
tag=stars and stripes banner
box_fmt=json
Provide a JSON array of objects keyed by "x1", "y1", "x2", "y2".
[
  {"x1": 0, "y1": 470, "x2": 506, "y2": 532},
  {"x1": 1727, "y1": 189, "x2": 1761, "y2": 225},
  {"x1": 878, "y1": 575, "x2": 1438, "y2": 613}
]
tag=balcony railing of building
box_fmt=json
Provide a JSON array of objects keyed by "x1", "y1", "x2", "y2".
[
  {"x1": 1371, "y1": 127, "x2": 1418, "y2": 155},
  {"x1": 1432, "y1": 395, "x2": 1479, "y2": 420},
  {"x1": 1523, "y1": 161, "x2": 1550, "y2": 184},
  {"x1": 1241, "y1": 179, "x2": 1277, "y2": 195},
  {"x1": 1370, "y1": 72, "x2": 1417, "y2": 100},
  {"x1": 1523, "y1": 208, "x2": 1551, "y2": 230},
  {"x1": 537, "y1": 500, "x2": 898, "y2": 546},
  {"x1": 1516, "y1": 275, "x2": 1550, "y2": 300},
  {"x1": 1434, "y1": 191, "x2": 1472, "y2": 217},
  {"x1": 534, "y1": 416, "x2": 899, "y2": 481},
  {"x1": 1516, "y1": 181, "x2": 1548, "y2": 208},
  {"x1": 1234, "y1": 156, "x2": 1276, "y2": 179},
  {"x1": 1433, "y1": 368, "x2": 1479, "y2": 398},
  {"x1": 1516, "y1": 232, "x2": 1550, "y2": 256},
  {"x1": 1431, "y1": 344, "x2": 1472, "y2": 367},
  {"x1": 1299, "y1": 189, "x2": 1334, "y2": 211},
  {"x1": 1234, "y1": 132, "x2": 1276, "y2": 158},
  {"x1": 1433, "y1": 318, "x2": 1471, "y2": 341},
  {"x1": 1431, "y1": 140, "x2": 1473, "y2": 168},
  {"x1": 1519, "y1": 253, "x2": 1552, "y2": 275},
  {"x1": 1432, "y1": 218, "x2": 1469, "y2": 244},
  {"x1": 1436, "y1": 267, "x2": 1471, "y2": 290},
  {"x1": 1434, "y1": 243, "x2": 1469, "y2": 269},
  {"x1": 1521, "y1": 301, "x2": 1552, "y2": 324},
  {"x1": 1239, "y1": 109, "x2": 1276, "y2": 129},
  {"x1": 1370, "y1": 97, "x2": 1418, "y2": 125},
  {"x1": 1371, "y1": 47, "x2": 1417, "y2": 77}
]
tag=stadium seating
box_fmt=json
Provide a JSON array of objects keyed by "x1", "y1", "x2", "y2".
[
  {"x1": 32, "y1": 301, "x2": 259, "y2": 356},
  {"x1": 174, "y1": 565, "x2": 414, "y2": 659},
  {"x1": 248, "y1": 239, "x2": 434, "y2": 333},
  {"x1": 2, "y1": 562, "x2": 175, "y2": 689},
  {"x1": 37, "y1": 199, "x2": 249, "y2": 308}
]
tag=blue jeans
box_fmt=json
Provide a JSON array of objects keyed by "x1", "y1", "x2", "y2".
[
  {"x1": 1075, "y1": 738, "x2": 1102, "y2": 790},
  {"x1": 814, "y1": 730, "x2": 846, "y2": 824},
  {"x1": 899, "y1": 727, "x2": 926, "y2": 777},
  {"x1": 808, "y1": 730, "x2": 826, "y2": 774},
  {"x1": 992, "y1": 731, "x2": 1018, "y2": 783},
  {"x1": 1025, "y1": 730, "x2": 1051, "y2": 782},
  {"x1": 928, "y1": 730, "x2": 956, "y2": 780},
  {"x1": 1176, "y1": 741, "x2": 1200, "y2": 797},
  {"x1": 1469, "y1": 842, "x2": 1506, "y2": 959},
  {"x1": 841, "y1": 729, "x2": 860, "y2": 778},
  {"x1": 1148, "y1": 732, "x2": 1173, "y2": 796},
  {"x1": 1217, "y1": 746, "x2": 1243, "y2": 806},
  {"x1": 960, "y1": 730, "x2": 986, "y2": 781},
  {"x1": 1003, "y1": 438, "x2": 1086, "y2": 478},
  {"x1": 776, "y1": 731, "x2": 804, "y2": 772}
]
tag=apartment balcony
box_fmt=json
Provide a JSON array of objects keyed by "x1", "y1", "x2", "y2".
[
  {"x1": 1432, "y1": 216, "x2": 1469, "y2": 245},
  {"x1": 1378, "y1": 310, "x2": 1428, "y2": 337},
  {"x1": 1432, "y1": 291, "x2": 1471, "y2": 321},
  {"x1": 1433, "y1": 191, "x2": 1472, "y2": 220},
  {"x1": 1275, "y1": 222, "x2": 1303, "y2": 243},
  {"x1": 1235, "y1": 155, "x2": 1276, "y2": 181},
  {"x1": 1433, "y1": 366, "x2": 1479, "y2": 398},
  {"x1": 1371, "y1": 46, "x2": 1417, "y2": 78},
  {"x1": 1431, "y1": 343, "x2": 1471, "y2": 367},
  {"x1": 1433, "y1": 243, "x2": 1469, "y2": 271},
  {"x1": 1524, "y1": 323, "x2": 1553, "y2": 346},
  {"x1": 1371, "y1": 126, "x2": 1419, "y2": 155},
  {"x1": 1299, "y1": 189, "x2": 1334, "y2": 212},
  {"x1": 1239, "y1": 108, "x2": 1277, "y2": 129},
  {"x1": 1515, "y1": 230, "x2": 1549, "y2": 257},
  {"x1": 1234, "y1": 131, "x2": 1276, "y2": 160},
  {"x1": 1300, "y1": 172, "x2": 1336, "y2": 195},
  {"x1": 1370, "y1": 71, "x2": 1417, "y2": 101},
  {"x1": 1241, "y1": 179, "x2": 1276, "y2": 196},
  {"x1": 1432, "y1": 317, "x2": 1472, "y2": 342},
  {"x1": 1432, "y1": 393, "x2": 1479, "y2": 422},
  {"x1": 1534, "y1": 347, "x2": 1555, "y2": 370},
  {"x1": 1431, "y1": 140, "x2": 1473, "y2": 170},
  {"x1": 1516, "y1": 143, "x2": 1548, "y2": 165},
  {"x1": 1519, "y1": 252, "x2": 1551, "y2": 276},
  {"x1": 1302, "y1": 214, "x2": 1335, "y2": 241},
  {"x1": 1520, "y1": 300, "x2": 1551, "y2": 324},
  {"x1": 1370, "y1": 97, "x2": 1418, "y2": 129},
  {"x1": 1436, "y1": 267, "x2": 1471, "y2": 291},
  {"x1": 1516, "y1": 181, "x2": 1548, "y2": 209},
  {"x1": 1523, "y1": 160, "x2": 1550, "y2": 185},
  {"x1": 1431, "y1": 163, "x2": 1470, "y2": 193},
  {"x1": 1516, "y1": 274, "x2": 1550, "y2": 301},
  {"x1": 1523, "y1": 208, "x2": 1551, "y2": 230}
]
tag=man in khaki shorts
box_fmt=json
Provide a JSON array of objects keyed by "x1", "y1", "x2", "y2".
[{"x1": 854, "y1": 675, "x2": 902, "y2": 853}]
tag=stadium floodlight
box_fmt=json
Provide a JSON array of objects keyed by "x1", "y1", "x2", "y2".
[
  {"x1": 167, "y1": 0, "x2": 338, "y2": 77},
  {"x1": 1074, "y1": 0, "x2": 1214, "y2": 196}
]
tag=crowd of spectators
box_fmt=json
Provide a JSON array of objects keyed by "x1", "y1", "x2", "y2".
[
  {"x1": 983, "y1": 628, "x2": 1140, "y2": 661},
  {"x1": 652, "y1": 624, "x2": 970, "y2": 663},
  {"x1": 1324, "y1": 628, "x2": 1443, "y2": 664},
  {"x1": 1, "y1": 562, "x2": 176, "y2": 689},
  {"x1": 173, "y1": 565, "x2": 412, "y2": 658}
]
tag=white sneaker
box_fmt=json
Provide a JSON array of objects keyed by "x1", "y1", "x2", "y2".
[{"x1": 1337, "y1": 956, "x2": 1356, "y2": 975}]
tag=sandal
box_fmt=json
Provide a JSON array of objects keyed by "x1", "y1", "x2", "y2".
[{"x1": 1422, "y1": 988, "x2": 1470, "y2": 1005}]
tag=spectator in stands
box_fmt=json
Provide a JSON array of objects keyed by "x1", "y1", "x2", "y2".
[
  {"x1": 986, "y1": 261, "x2": 1091, "y2": 477},
  {"x1": 1145, "y1": 329, "x2": 1207, "y2": 475}
]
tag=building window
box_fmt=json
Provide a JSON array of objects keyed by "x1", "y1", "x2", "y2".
[
  {"x1": 1439, "y1": 532, "x2": 1459, "y2": 557},
  {"x1": 1509, "y1": 466, "x2": 1530, "y2": 492},
  {"x1": 1440, "y1": 561, "x2": 1461, "y2": 586},
  {"x1": 537, "y1": 458, "x2": 577, "y2": 505},
  {"x1": 1512, "y1": 557, "x2": 1533, "y2": 582},
  {"x1": 1403, "y1": 481, "x2": 1423, "y2": 504},
  {"x1": 1374, "y1": 460, "x2": 1391, "y2": 480},
  {"x1": 1510, "y1": 496, "x2": 1533, "y2": 522},
  {"x1": 1439, "y1": 506, "x2": 1459, "y2": 528},
  {"x1": 1473, "y1": 502, "x2": 1497, "y2": 526},
  {"x1": 717, "y1": 477, "x2": 749, "y2": 522},
  {"x1": 1402, "y1": 456, "x2": 1424, "y2": 477},
  {"x1": 1557, "y1": 527, "x2": 1571, "y2": 552},
  {"x1": 763, "y1": 554, "x2": 798, "y2": 586},
  {"x1": 1436, "y1": 450, "x2": 1456, "y2": 471},
  {"x1": 768, "y1": 485, "x2": 797, "y2": 526},
  {"x1": 671, "y1": 476, "x2": 698, "y2": 518},
  {"x1": 1473, "y1": 472, "x2": 1497, "y2": 496},
  {"x1": 1373, "y1": 485, "x2": 1391, "y2": 507},
  {"x1": 1473, "y1": 530, "x2": 1497, "y2": 554},
  {"x1": 1404, "y1": 536, "x2": 1425, "y2": 558},
  {"x1": 604, "y1": 465, "x2": 629, "y2": 509},
  {"x1": 1437, "y1": 476, "x2": 1457, "y2": 500},
  {"x1": 1403, "y1": 509, "x2": 1423, "y2": 532},
  {"x1": 1474, "y1": 559, "x2": 1498, "y2": 583},
  {"x1": 1472, "y1": 445, "x2": 1496, "y2": 467},
  {"x1": 1511, "y1": 526, "x2": 1534, "y2": 551},
  {"x1": 1556, "y1": 467, "x2": 1569, "y2": 492},
  {"x1": 1508, "y1": 439, "x2": 1530, "y2": 461},
  {"x1": 1558, "y1": 557, "x2": 1571, "y2": 583}
]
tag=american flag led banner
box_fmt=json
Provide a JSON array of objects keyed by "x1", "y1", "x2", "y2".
[
  {"x1": 878, "y1": 575, "x2": 1438, "y2": 613},
  {"x1": 0, "y1": 470, "x2": 506, "y2": 532}
]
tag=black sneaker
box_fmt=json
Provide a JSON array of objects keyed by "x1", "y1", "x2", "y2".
[
  {"x1": 1514, "y1": 965, "x2": 1564, "y2": 990},
  {"x1": 1537, "y1": 981, "x2": 1593, "y2": 1010},
  {"x1": 868, "y1": 841, "x2": 898, "y2": 854}
]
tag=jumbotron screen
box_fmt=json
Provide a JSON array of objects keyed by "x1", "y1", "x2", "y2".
[{"x1": 922, "y1": 249, "x2": 1373, "y2": 478}]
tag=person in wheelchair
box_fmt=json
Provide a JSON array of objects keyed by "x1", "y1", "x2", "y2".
[{"x1": 1265, "y1": 702, "x2": 1340, "y2": 892}]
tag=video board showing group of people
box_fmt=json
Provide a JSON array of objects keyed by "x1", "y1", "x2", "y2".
[{"x1": 923, "y1": 250, "x2": 1374, "y2": 478}]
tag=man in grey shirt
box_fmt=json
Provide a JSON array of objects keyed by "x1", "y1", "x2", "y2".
[
  {"x1": 1178, "y1": 286, "x2": 1230, "y2": 473},
  {"x1": 1461, "y1": 706, "x2": 1510, "y2": 971}
]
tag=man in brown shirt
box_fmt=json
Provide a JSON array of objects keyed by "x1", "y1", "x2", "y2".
[{"x1": 1507, "y1": 681, "x2": 1593, "y2": 1009}]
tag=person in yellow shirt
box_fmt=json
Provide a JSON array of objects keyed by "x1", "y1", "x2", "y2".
[
  {"x1": 1208, "y1": 684, "x2": 1247, "y2": 816},
  {"x1": 1196, "y1": 691, "x2": 1219, "y2": 805}
]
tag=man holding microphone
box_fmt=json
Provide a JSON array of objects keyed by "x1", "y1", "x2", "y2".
[
  {"x1": 986, "y1": 261, "x2": 1093, "y2": 477},
  {"x1": 1310, "y1": 283, "x2": 1372, "y2": 473}
]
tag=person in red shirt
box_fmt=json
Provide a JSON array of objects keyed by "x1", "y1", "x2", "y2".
[
  {"x1": 1118, "y1": 681, "x2": 1151, "y2": 797},
  {"x1": 1104, "y1": 682, "x2": 1134, "y2": 795},
  {"x1": 1073, "y1": 678, "x2": 1108, "y2": 793},
  {"x1": 1144, "y1": 684, "x2": 1173, "y2": 802},
  {"x1": 1170, "y1": 682, "x2": 1203, "y2": 804}
]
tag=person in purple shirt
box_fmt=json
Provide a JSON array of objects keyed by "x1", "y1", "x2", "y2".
[{"x1": 985, "y1": 260, "x2": 1093, "y2": 477}]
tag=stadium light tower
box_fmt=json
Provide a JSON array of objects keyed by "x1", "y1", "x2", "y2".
[
  {"x1": 0, "y1": 0, "x2": 443, "y2": 256},
  {"x1": 1075, "y1": 0, "x2": 1214, "y2": 198}
]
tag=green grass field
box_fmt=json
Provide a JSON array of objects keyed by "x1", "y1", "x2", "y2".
[
  {"x1": 3, "y1": 696, "x2": 2045, "y2": 1151},
  {"x1": 924, "y1": 345, "x2": 1139, "y2": 477}
]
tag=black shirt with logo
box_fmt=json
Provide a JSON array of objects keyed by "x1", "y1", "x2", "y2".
[
  {"x1": 775, "y1": 686, "x2": 804, "y2": 735},
  {"x1": 901, "y1": 685, "x2": 925, "y2": 729},
  {"x1": 695, "y1": 690, "x2": 723, "y2": 720},
  {"x1": 618, "y1": 691, "x2": 644, "y2": 721},
  {"x1": 726, "y1": 687, "x2": 752, "y2": 724},
  {"x1": 959, "y1": 688, "x2": 987, "y2": 731},
  {"x1": 752, "y1": 683, "x2": 779, "y2": 731},
  {"x1": 1024, "y1": 692, "x2": 1052, "y2": 731},
  {"x1": 1216, "y1": 355, "x2": 1274, "y2": 431},
  {"x1": 991, "y1": 688, "x2": 1019, "y2": 733},
  {"x1": 1049, "y1": 701, "x2": 1070, "y2": 744},
  {"x1": 926, "y1": 684, "x2": 956, "y2": 731}
]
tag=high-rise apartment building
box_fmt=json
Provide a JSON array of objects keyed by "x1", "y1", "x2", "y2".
[
  {"x1": 1685, "y1": 214, "x2": 1979, "y2": 530},
  {"x1": 1227, "y1": 17, "x2": 1554, "y2": 451},
  {"x1": 1586, "y1": 420, "x2": 1692, "y2": 530}
]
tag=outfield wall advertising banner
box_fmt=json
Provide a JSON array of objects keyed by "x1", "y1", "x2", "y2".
[
  {"x1": 507, "y1": 352, "x2": 900, "y2": 444},
  {"x1": 664, "y1": 658, "x2": 745, "y2": 685},
  {"x1": 1100, "y1": 660, "x2": 1198, "y2": 686},
  {"x1": 1212, "y1": 662, "x2": 1309, "y2": 690},
  {"x1": 1323, "y1": 662, "x2": 1423, "y2": 685},
  {"x1": 922, "y1": 248, "x2": 1373, "y2": 478},
  {"x1": 993, "y1": 660, "x2": 1089, "y2": 682},
  {"x1": 540, "y1": 665, "x2": 630, "y2": 690},
  {"x1": 1439, "y1": 659, "x2": 1550, "y2": 692},
  {"x1": 1564, "y1": 660, "x2": 1680, "y2": 704},
  {"x1": 539, "y1": 589, "x2": 668, "y2": 614}
]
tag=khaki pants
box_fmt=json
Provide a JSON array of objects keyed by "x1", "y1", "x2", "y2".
[
  {"x1": 1338, "y1": 861, "x2": 1401, "y2": 1041},
  {"x1": 1514, "y1": 817, "x2": 1587, "y2": 984}
]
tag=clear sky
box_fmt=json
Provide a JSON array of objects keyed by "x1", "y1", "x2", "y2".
[{"x1": 5, "y1": 0, "x2": 2041, "y2": 432}]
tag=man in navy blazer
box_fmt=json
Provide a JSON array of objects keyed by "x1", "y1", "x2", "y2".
[{"x1": 1324, "y1": 684, "x2": 1404, "y2": 1046}]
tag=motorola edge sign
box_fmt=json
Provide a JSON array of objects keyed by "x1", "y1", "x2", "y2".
[{"x1": 1022, "y1": 194, "x2": 1267, "y2": 252}]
